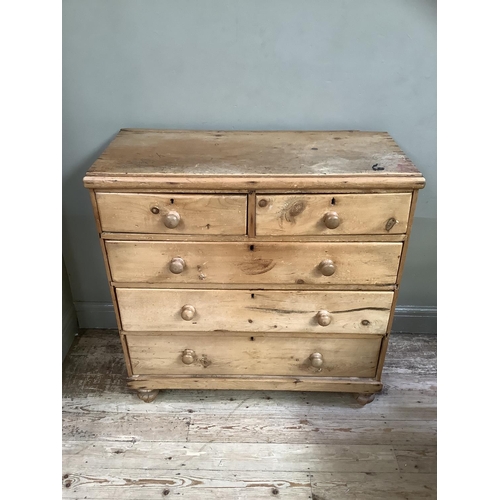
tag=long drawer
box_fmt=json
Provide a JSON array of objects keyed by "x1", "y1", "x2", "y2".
[
  {"x1": 255, "y1": 193, "x2": 412, "y2": 235},
  {"x1": 107, "y1": 241, "x2": 402, "y2": 285},
  {"x1": 96, "y1": 193, "x2": 247, "y2": 235},
  {"x1": 126, "y1": 333, "x2": 382, "y2": 377},
  {"x1": 116, "y1": 288, "x2": 393, "y2": 333}
]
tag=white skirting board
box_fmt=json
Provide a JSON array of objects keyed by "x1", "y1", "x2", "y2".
[{"x1": 390, "y1": 306, "x2": 436, "y2": 334}]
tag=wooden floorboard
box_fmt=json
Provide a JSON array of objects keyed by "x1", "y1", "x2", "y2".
[
  {"x1": 62, "y1": 470, "x2": 312, "y2": 499},
  {"x1": 62, "y1": 329, "x2": 437, "y2": 499},
  {"x1": 311, "y1": 472, "x2": 437, "y2": 499}
]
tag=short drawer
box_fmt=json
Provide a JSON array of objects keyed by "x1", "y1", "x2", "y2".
[
  {"x1": 255, "y1": 193, "x2": 412, "y2": 235},
  {"x1": 126, "y1": 333, "x2": 382, "y2": 377},
  {"x1": 116, "y1": 288, "x2": 393, "y2": 334},
  {"x1": 107, "y1": 241, "x2": 402, "y2": 285},
  {"x1": 96, "y1": 193, "x2": 247, "y2": 235}
]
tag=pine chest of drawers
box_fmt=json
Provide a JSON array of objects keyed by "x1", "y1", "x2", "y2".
[{"x1": 84, "y1": 129, "x2": 425, "y2": 404}]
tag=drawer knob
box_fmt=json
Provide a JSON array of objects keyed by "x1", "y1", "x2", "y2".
[
  {"x1": 323, "y1": 211, "x2": 340, "y2": 229},
  {"x1": 316, "y1": 310, "x2": 332, "y2": 326},
  {"x1": 164, "y1": 210, "x2": 181, "y2": 229},
  {"x1": 309, "y1": 352, "x2": 324, "y2": 368},
  {"x1": 181, "y1": 349, "x2": 196, "y2": 364},
  {"x1": 169, "y1": 257, "x2": 185, "y2": 274},
  {"x1": 319, "y1": 259, "x2": 335, "y2": 276},
  {"x1": 181, "y1": 304, "x2": 196, "y2": 321}
]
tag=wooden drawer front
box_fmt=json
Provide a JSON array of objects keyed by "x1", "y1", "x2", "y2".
[
  {"x1": 107, "y1": 241, "x2": 402, "y2": 285},
  {"x1": 96, "y1": 193, "x2": 247, "y2": 235},
  {"x1": 126, "y1": 334, "x2": 382, "y2": 377},
  {"x1": 116, "y1": 288, "x2": 393, "y2": 334},
  {"x1": 255, "y1": 193, "x2": 412, "y2": 235}
]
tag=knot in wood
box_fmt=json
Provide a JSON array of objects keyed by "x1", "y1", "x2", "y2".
[{"x1": 288, "y1": 201, "x2": 306, "y2": 217}]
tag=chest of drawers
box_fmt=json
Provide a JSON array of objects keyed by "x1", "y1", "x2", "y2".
[{"x1": 84, "y1": 129, "x2": 425, "y2": 404}]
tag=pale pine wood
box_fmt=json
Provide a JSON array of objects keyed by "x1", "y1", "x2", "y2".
[
  {"x1": 376, "y1": 189, "x2": 420, "y2": 380},
  {"x1": 120, "y1": 331, "x2": 384, "y2": 340},
  {"x1": 355, "y1": 393, "x2": 376, "y2": 405},
  {"x1": 62, "y1": 411, "x2": 190, "y2": 442},
  {"x1": 62, "y1": 470, "x2": 311, "y2": 499},
  {"x1": 136, "y1": 389, "x2": 159, "y2": 403},
  {"x1": 102, "y1": 231, "x2": 407, "y2": 242},
  {"x1": 112, "y1": 281, "x2": 397, "y2": 291},
  {"x1": 88, "y1": 190, "x2": 122, "y2": 331},
  {"x1": 88, "y1": 191, "x2": 135, "y2": 376},
  {"x1": 118, "y1": 334, "x2": 133, "y2": 378},
  {"x1": 96, "y1": 192, "x2": 247, "y2": 235},
  {"x1": 126, "y1": 334, "x2": 381, "y2": 377},
  {"x1": 62, "y1": 470, "x2": 436, "y2": 499},
  {"x1": 63, "y1": 441, "x2": 399, "y2": 473},
  {"x1": 84, "y1": 174, "x2": 425, "y2": 190},
  {"x1": 247, "y1": 191, "x2": 256, "y2": 237},
  {"x1": 395, "y1": 190, "x2": 420, "y2": 285},
  {"x1": 106, "y1": 241, "x2": 402, "y2": 285},
  {"x1": 84, "y1": 130, "x2": 425, "y2": 402},
  {"x1": 88, "y1": 188, "x2": 102, "y2": 232},
  {"x1": 127, "y1": 375, "x2": 383, "y2": 393},
  {"x1": 62, "y1": 385, "x2": 435, "y2": 421},
  {"x1": 62, "y1": 412, "x2": 435, "y2": 445},
  {"x1": 394, "y1": 446, "x2": 437, "y2": 474},
  {"x1": 86, "y1": 129, "x2": 421, "y2": 176},
  {"x1": 116, "y1": 288, "x2": 393, "y2": 334},
  {"x1": 256, "y1": 193, "x2": 412, "y2": 235},
  {"x1": 186, "y1": 416, "x2": 436, "y2": 445},
  {"x1": 375, "y1": 335, "x2": 390, "y2": 379},
  {"x1": 311, "y1": 472, "x2": 436, "y2": 499}
]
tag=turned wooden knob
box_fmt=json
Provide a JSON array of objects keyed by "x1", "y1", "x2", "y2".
[
  {"x1": 323, "y1": 211, "x2": 340, "y2": 229},
  {"x1": 181, "y1": 305, "x2": 196, "y2": 321},
  {"x1": 316, "y1": 310, "x2": 332, "y2": 326},
  {"x1": 164, "y1": 210, "x2": 181, "y2": 228},
  {"x1": 181, "y1": 349, "x2": 196, "y2": 364},
  {"x1": 309, "y1": 352, "x2": 324, "y2": 368},
  {"x1": 319, "y1": 259, "x2": 335, "y2": 276},
  {"x1": 169, "y1": 257, "x2": 185, "y2": 274}
]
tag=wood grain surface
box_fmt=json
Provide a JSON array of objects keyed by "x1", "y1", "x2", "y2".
[
  {"x1": 62, "y1": 330, "x2": 437, "y2": 499},
  {"x1": 97, "y1": 192, "x2": 247, "y2": 235},
  {"x1": 106, "y1": 241, "x2": 402, "y2": 285},
  {"x1": 125, "y1": 334, "x2": 382, "y2": 377},
  {"x1": 116, "y1": 288, "x2": 393, "y2": 334},
  {"x1": 255, "y1": 193, "x2": 412, "y2": 235},
  {"x1": 87, "y1": 129, "x2": 421, "y2": 176},
  {"x1": 83, "y1": 130, "x2": 426, "y2": 190}
]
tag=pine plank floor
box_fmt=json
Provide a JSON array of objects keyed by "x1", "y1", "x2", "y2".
[{"x1": 62, "y1": 330, "x2": 437, "y2": 499}]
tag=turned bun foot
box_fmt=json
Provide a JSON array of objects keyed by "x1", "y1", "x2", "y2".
[
  {"x1": 137, "y1": 389, "x2": 159, "y2": 403},
  {"x1": 354, "y1": 392, "x2": 376, "y2": 405}
]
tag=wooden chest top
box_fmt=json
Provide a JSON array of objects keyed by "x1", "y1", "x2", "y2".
[{"x1": 84, "y1": 129, "x2": 425, "y2": 191}]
